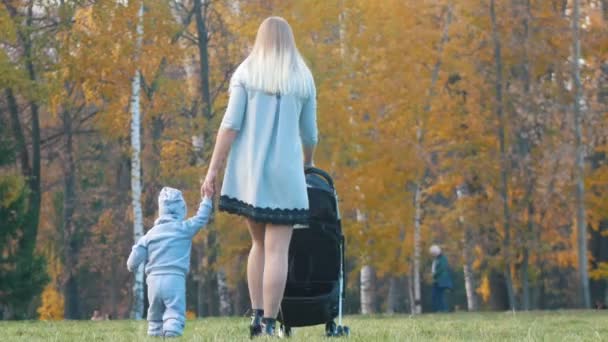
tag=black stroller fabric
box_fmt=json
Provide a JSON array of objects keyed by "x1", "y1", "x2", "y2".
[
  {"x1": 279, "y1": 168, "x2": 344, "y2": 328},
  {"x1": 306, "y1": 171, "x2": 338, "y2": 223}
]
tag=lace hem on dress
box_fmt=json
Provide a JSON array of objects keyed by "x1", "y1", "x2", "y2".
[{"x1": 219, "y1": 195, "x2": 309, "y2": 225}]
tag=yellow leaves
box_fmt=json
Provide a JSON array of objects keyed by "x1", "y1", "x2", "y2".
[
  {"x1": 37, "y1": 285, "x2": 65, "y2": 321},
  {"x1": 477, "y1": 274, "x2": 491, "y2": 303},
  {"x1": 186, "y1": 310, "x2": 197, "y2": 320},
  {"x1": 160, "y1": 139, "x2": 194, "y2": 180},
  {"x1": 472, "y1": 246, "x2": 484, "y2": 270},
  {"x1": 0, "y1": 7, "x2": 17, "y2": 44},
  {"x1": 37, "y1": 247, "x2": 64, "y2": 321},
  {"x1": 0, "y1": 175, "x2": 25, "y2": 207},
  {"x1": 550, "y1": 249, "x2": 577, "y2": 269},
  {"x1": 427, "y1": 173, "x2": 463, "y2": 199},
  {"x1": 73, "y1": 5, "x2": 96, "y2": 33},
  {"x1": 590, "y1": 262, "x2": 608, "y2": 281}
]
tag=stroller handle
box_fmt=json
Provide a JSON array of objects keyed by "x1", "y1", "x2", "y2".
[{"x1": 305, "y1": 166, "x2": 334, "y2": 189}]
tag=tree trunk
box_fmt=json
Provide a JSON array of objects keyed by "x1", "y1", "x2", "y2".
[
  {"x1": 22, "y1": 2, "x2": 42, "y2": 260},
  {"x1": 521, "y1": 202, "x2": 534, "y2": 310},
  {"x1": 360, "y1": 265, "x2": 376, "y2": 314},
  {"x1": 192, "y1": 0, "x2": 212, "y2": 161},
  {"x1": 392, "y1": 222, "x2": 409, "y2": 312},
  {"x1": 4, "y1": 0, "x2": 43, "y2": 261},
  {"x1": 233, "y1": 271, "x2": 248, "y2": 316},
  {"x1": 462, "y1": 214, "x2": 477, "y2": 311},
  {"x1": 411, "y1": 5, "x2": 453, "y2": 315},
  {"x1": 193, "y1": 0, "x2": 229, "y2": 316},
  {"x1": 521, "y1": 241, "x2": 530, "y2": 311},
  {"x1": 407, "y1": 272, "x2": 416, "y2": 314},
  {"x1": 490, "y1": 0, "x2": 517, "y2": 311},
  {"x1": 489, "y1": 271, "x2": 510, "y2": 310},
  {"x1": 412, "y1": 185, "x2": 422, "y2": 314},
  {"x1": 386, "y1": 276, "x2": 398, "y2": 314},
  {"x1": 197, "y1": 274, "x2": 205, "y2": 317},
  {"x1": 130, "y1": 1, "x2": 145, "y2": 320},
  {"x1": 217, "y1": 270, "x2": 231, "y2": 316},
  {"x1": 571, "y1": 0, "x2": 591, "y2": 309},
  {"x1": 110, "y1": 254, "x2": 118, "y2": 319},
  {"x1": 461, "y1": 214, "x2": 477, "y2": 309},
  {"x1": 602, "y1": 0, "x2": 608, "y2": 21},
  {"x1": 62, "y1": 109, "x2": 79, "y2": 319},
  {"x1": 339, "y1": 0, "x2": 348, "y2": 60},
  {"x1": 514, "y1": 0, "x2": 533, "y2": 311},
  {"x1": 457, "y1": 185, "x2": 478, "y2": 311},
  {"x1": 194, "y1": 0, "x2": 212, "y2": 122},
  {"x1": 463, "y1": 247, "x2": 477, "y2": 311}
]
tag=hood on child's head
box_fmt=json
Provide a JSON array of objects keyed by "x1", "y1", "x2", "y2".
[{"x1": 155, "y1": 187, "x2": 187, "y2": 224}]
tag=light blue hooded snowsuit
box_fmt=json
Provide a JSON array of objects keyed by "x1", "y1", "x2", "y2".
[{"x1": 127, "y1": 187, "x2": 212, "y2": 337}]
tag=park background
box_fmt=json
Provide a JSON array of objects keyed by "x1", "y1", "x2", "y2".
[{"x1": 1, "y1": 0, "x2": 608, "y2": 321}]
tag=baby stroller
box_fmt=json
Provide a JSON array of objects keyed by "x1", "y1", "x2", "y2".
[{"x1": 278, "y1": 167, "x2": 349, "y2": 337}]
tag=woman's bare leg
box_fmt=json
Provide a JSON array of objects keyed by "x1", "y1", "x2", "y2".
[
  {"x1": 263, "y1": 224, "x2": 293, "y2": 318},
  {"x1": 246, "y1": 219, "x2": 266, "y2": 311}
]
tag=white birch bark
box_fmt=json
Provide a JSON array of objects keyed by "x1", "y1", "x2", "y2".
[
  {"x1": 408, "y1": 272, "x2": 415, "y2": 314},
  {"x1": 130, "y1": 1, "x2": 145, "y2": 320},
  {"x1": 357, "y1": 209, "x2": 376, "y2": 314},
  {"x1": 360, "y1": 265, "x2": 376, "y2": 314},
  {"x1": 457, "y1": 186, "x2": 477, "y2": 311},
  {"x1": 217, "y1": 271, "x2": 231, "y2": 316},
  {"x1": 412, "y1": 185, "x2": 422, "y2": 314},
  {"x1": 339, "y1": 0, "x2": 347, "y2": 60},
  {"x1": 411, "y1": 4, "x2": 453, "y2": 315},
  {"x1": 571, "y1": 0, "x2": 591, "y2": 308},
  {"x1": 490, "y1": 0, "x2": 517, "y2": 310}
]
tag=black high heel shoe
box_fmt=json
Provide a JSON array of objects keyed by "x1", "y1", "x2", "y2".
[
  {"x1": 262, "y1": 317, "x2": 277, "y2": 337},
  {"x1": 249, "y1": 309, "x2": 263, "y2": 339}
]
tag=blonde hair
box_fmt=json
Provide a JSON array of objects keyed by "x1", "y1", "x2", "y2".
[{"x1": 233, "y1": 17, "x2": 314, "y2": 98}]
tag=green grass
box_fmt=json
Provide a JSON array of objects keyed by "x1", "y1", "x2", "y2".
[{"x1": 2, "y1": 311, "x2": 607, "y2": 341}]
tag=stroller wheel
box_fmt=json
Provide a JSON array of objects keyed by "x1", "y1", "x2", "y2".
[
  {"x1": 279, "y1": 324, "x2": 292, "y2": 338},
  {"x1": 325, "y1": 321, "x2": 337, "y2": 337},
  {"x1": 342, "y1": 326, "x2": 350, "y2": 337},
  {"x1": 336, "y1": 325, "x2": 344, "y2": 336}
]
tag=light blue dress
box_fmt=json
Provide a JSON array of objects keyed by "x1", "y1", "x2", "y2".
[{"x1": 218, "y1": 71, "x2": 318, "y2": 225}]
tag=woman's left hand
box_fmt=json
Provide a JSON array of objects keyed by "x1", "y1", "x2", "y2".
[{"x1": 202, "y1": 171, "x2": 217, "y2": 198}]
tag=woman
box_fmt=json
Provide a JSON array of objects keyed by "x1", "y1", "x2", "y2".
[{"x1": 201, "y1": 17, "x2": 317, "y2": 337}]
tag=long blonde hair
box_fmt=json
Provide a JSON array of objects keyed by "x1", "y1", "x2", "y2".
[{"x1": 233, "y1": 17, "x2": 314, "y2": 98}]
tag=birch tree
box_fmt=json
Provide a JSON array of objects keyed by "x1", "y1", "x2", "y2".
[
  {"x1": 130, "y1": 0, "x2": 145, "y2": 320},
  {"x1": 360, "y1": 265, "x2": 377, "y2": 314},
  {"x1": 457, "y1": 185, "x2": 478, "y2": 311},
  {"x1": 411, "y1": 185, "x2": 423, "y2": 314},
  {"x1": 489, "y1": 0, "x2": 517, "y2": 310},
  {"x1": 571, "y1": 0, "x2": 591, "y2": 309},
  {"x1": 410, "y1": 2, "x2": 453, "y2": 314}
]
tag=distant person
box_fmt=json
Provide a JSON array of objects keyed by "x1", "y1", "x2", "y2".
[
  {"x1": 430, "y1": 245, "x2": 453, "y2": 312},
  {"x1": 202, "y1": 16, "x2": 318, "y2": 338},
  {"x1": 127, "y1": 187, "x2": 212, "y2": 338},
  {"x1": 90, "y1": 309, "x2": 104, "y2": 321}
]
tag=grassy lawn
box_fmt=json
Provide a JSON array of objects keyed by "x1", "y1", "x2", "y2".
[{"x1": 2, "y1": 311, "x2": 607, "y2": 341}]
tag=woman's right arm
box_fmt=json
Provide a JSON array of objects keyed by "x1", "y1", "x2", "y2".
[
  {"x1": 202, "y1": 83, "x2": 247, "y2": 196},
  {"x1": 208, "y1": 129, "x2": 238, "y2": 175},
  {"x1": 300, "y1": 85, "x2": 318, "y2": 167}
]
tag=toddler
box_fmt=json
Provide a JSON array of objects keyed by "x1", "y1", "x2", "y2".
[{"x1": 127, "y1": 187, "x2": 212, "y2": 337}]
